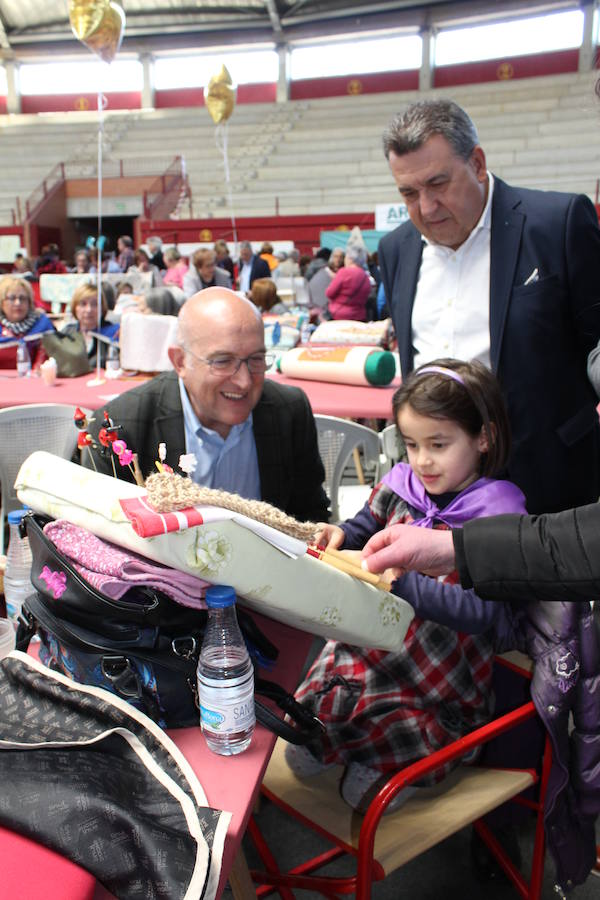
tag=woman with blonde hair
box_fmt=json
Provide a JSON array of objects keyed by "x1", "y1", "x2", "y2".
[
  {"x1": 62, "y1": 282, "x2": 119, "y2": 367},
  {"x1": 0, "y1": 275, "x2": 54, "y2": 369}
]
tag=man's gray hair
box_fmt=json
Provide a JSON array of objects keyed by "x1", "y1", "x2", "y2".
[
  {"x1": 382, "y1": 99, "x2": 479, "y2": 162},
  {"x1": 240, "y1": 240, "x2": 252, "y2": 252}
]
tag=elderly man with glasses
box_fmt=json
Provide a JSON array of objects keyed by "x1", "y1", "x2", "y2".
[{"x1": 83, "y1": 287, "x2": 329, "y2": 522}]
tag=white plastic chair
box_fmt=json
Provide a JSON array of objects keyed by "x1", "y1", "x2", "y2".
[
  {"x1": 0, "y1": 404, "x2": 87, "y2": 553},
  {"x1": 378, "y1": 423, "x2": 406, "y2": 477},
  {"x1": 315, "y1": 415, "x2": 381, "y2": 523},
  {"x1": 291, "y1": 276, "x2": 310, "y2": 306},
  {"x1": 272, "y1": 276, "x2": 295, "y2": 307}
]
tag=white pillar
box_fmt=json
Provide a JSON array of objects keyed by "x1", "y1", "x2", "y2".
[
  {"x1": 419, "y1": 26, "x2": 435, "y2": 92},
  {"x1": 276, "y1": 44, "x2": 290, "y2": 103},
  {"x1": 5, "y1": 58, "x2": 20, "y2": 115},
  {"x1": 579, "y1": 2, "x2": 596, "y2": 72},
  {"x1": 140, "y1": 52, "x2": 155, "y2": 109}
]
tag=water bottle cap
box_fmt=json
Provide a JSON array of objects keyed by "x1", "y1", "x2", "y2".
[
  {"x1": 205, "y1": 585, "x2": 236, "y2": 608},
  {"x1": 7, "y1": 508, "x2": 29, "y2": 525}
]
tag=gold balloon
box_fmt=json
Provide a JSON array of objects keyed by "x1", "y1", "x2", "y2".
[
  {"x1": 204, "y1": 65, "x2": 236, "y2": 124},
  {"x1": 69, "y1": 0, "x2": 125, "y2": 64}
]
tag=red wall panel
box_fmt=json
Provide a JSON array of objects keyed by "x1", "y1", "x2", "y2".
[
  {"x1": 291, "y1": 70, "x2": 419, "y2": 101},
  {"x1": 15, "y1": 49, "x2": 582, "y2": 114},
  {"x1": 155, "y1": 82, "x2": 276, "y2": 109},
  {"x1": 21, "y1": 92, "x2": 142, "y2": 114},
  {"x1": 139, "y1": 213, "x2": 376, "y2": 256},
  {"x1": 434, "y1": 49, "x2": 578, "y2": 88}
]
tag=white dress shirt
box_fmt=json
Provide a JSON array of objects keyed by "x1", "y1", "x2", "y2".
[
  {"x1": 411, "y1": 174, "x2": 495, "y2": 372},
  {"x1": 238, "y1": 259, "x2": 253, "y2": 294}
]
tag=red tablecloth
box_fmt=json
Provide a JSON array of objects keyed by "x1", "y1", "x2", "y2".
[
  {"x1": 0, "y1": 369, "x2": 398, "y2": 420},
  {"x1": 0, "y1": 825, "x2": 96, "y2": 900},
  {"x1": 0, "y1": 370, "x2": 149, "y2": 412},
  {"x1": 266, "y1": 371, "x2": 399, "y2": 419},
  {"x1": 0, "y1": 615, "x2": 312, "y2": 900}
]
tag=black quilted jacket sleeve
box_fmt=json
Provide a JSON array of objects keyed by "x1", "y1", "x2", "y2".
[{"x1": 454, "y1": 503, "x2": 600, "y2": 603}]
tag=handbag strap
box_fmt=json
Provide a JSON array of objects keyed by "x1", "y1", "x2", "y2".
[
  {"x1": 17, "y1": 599, "x2": 323, "y2": 746},
  {"x1": 255, "y1": 676, "x2": 325, "y2": 746}
]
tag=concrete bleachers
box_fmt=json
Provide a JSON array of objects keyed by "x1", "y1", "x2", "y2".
[
  {"x1": 0, "y1": 69, "x2": 598, "y2": 226},
  {"x1": 0, "y1": 111, "x2": 119, "y2": 222}
]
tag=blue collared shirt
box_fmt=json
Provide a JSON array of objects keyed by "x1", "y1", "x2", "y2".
[{"x1": 178, "y1": 378, "x2": 261, "y2": 499}]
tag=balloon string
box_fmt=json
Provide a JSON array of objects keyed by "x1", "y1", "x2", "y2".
[
  {"x1": 95, "y1": 86, "x2": 105, "y2": 383},
  {"x1": 215, "y1": 122, "x2": 238, "y2": 251}
]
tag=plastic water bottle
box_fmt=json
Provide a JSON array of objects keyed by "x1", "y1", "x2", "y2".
[
  {"x1": 197, "y1": 585, "x2": 255, "y2": 756},
  {"x1": 105, "y1": 342, "x2": 120, "y2": 377},
  {"x1": 4, "y1": 509, "x2": 33, "y2": 629},
  {"x1": 16, "y1": 340, "x2": 31, "y2": 377}
]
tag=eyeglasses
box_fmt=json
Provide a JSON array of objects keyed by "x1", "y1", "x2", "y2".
[
  {"x1": 183, "y1": 347, "x2": 275, "y2": 376},
  {"x1": 4, "y1": 294, "x2": 30, "y2": 304}
]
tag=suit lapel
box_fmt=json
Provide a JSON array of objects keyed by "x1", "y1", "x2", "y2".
[
  {"x1": 252, "y1": 389, "x2": 284, "y2": 505},
  {"x1": 489, "y1": 179, "x2": 524, "y2": 372},
  {"x1": 153, "y1": 373, "x2": 186, "y2": 471},
  {"x1": 394, "y1": 227, "x2": 424, "y2": 374}
]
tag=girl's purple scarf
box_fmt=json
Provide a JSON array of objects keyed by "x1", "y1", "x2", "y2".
[{"x1": 382, "y1": 462, "x2": 527, "y2": 528}]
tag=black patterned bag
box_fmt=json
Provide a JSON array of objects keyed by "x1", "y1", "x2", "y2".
[{"x1": 17, "y1": 513, "x2": 323, "y2": 741}]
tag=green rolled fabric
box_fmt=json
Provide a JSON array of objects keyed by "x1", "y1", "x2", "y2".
[
  {"x1": 364, "y1": 350, "x2": 396, "y2": 385},
  {"x1": 277, "y1": 345, "x2": 396, "y2": 386}
]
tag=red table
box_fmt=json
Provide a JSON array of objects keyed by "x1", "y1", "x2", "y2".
[
  {"x1": 0, "y1": 369, "x2": 399, "y2": 420},
  {"x1": 266, "y1": 371, "x2": 399, "y2": 419},
  {"x1": 0, "y1": 615, "x2": 313, "y2": 900},
  {"x1": 0, "y1": 370, "x2": 149, "y2": 412}
]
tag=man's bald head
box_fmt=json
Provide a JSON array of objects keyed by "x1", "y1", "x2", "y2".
[
  {"x1": 177, "y1": 286, "x2": 262, "y2": 347},
  {"x1": 168, "y1": 287, "x2": 266, "y2": 439}
]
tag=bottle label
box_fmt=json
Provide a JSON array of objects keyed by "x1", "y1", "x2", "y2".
[
  {"x1": 5, "y1": 598, "x2": 23, "y2": 621},
  {"x1": 199, "y1": 670, "x2": 255, "y2": 735}
]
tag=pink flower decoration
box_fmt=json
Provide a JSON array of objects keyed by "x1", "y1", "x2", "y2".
[
  {"x1": 113, "y1": 440, "x2": 127, "y2": 456},
  {"x1": 40, "y1": 566, "x2": 67, "y2": 600},
  {"x1": 119, "y1": 449, "x2": 134, "y2": 466}
]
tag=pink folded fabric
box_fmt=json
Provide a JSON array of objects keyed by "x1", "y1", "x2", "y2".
[
  {"x1": 43, "y1": 520, "x2": 208, "y2": 609},
  {"x1": 119, "y1": 496, "x2": 205, "y2": 537}
]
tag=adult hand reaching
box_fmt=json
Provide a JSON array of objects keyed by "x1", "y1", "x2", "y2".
[{"x1": 361, "y1": 524, "x2": 456, "y2": 577}]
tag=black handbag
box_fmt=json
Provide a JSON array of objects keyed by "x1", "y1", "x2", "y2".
[{"x1": 17, "y1": 513, "x2": 323, "y2": 744}]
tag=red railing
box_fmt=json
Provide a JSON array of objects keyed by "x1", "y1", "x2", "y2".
[
  {"x1": 22, "y1": 162, "x2": 66, "y2": 222},
  {"x1": 11, "y1": 157, "x2": 183, "y2": 226},
  {"x1": 143, "y1": 155, "x2": 190, "y2": 221}
]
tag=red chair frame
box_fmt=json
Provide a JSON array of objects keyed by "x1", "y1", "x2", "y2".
[{"x1": 248, "y1": 656, "x2": 557, "y2": 900}]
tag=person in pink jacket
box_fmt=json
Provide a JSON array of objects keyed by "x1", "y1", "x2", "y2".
[{"x1": 325, "y1": 246, "x2": 372, "y2": 320}]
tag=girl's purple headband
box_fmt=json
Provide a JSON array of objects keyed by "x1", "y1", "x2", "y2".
[{"x1": 416, "y1": 365, "x2": 465, "y2": 386}]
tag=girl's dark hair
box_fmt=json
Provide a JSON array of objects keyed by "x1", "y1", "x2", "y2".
[{"x1": 391, "y1": 358, "x2": 511, "y2": 477}]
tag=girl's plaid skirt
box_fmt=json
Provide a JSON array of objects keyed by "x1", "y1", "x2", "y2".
[{"x1": 295, "y1": 613, "x2": 494, "y2": 784}]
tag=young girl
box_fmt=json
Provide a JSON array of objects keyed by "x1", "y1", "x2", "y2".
[{"x1": 288, "y1": 358, "x2": 527, "y2": 812}]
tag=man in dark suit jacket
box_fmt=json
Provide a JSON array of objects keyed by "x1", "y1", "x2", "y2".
[
  {"x1": 379, "y1": 99, "x2": 600, "y2": 515},
  {"x1": 237, "y1": 241, "x2": 270, "y2": 293},
  {"x1": 84, "y1": 287, "x2": 329, "y2": 523}
]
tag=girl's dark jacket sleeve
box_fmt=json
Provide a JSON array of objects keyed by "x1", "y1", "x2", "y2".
[{"x1": 453, "y1": 503, "x2": 600, "y2": 603}]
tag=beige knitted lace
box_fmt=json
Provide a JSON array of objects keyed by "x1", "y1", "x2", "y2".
[{"x1": 145, "y1": 472, "x2": 319, "y2": 542}]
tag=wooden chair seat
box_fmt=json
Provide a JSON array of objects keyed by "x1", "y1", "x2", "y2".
[{"x1": 262, "y1": 738, "x2": 535, "y2": 875}]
